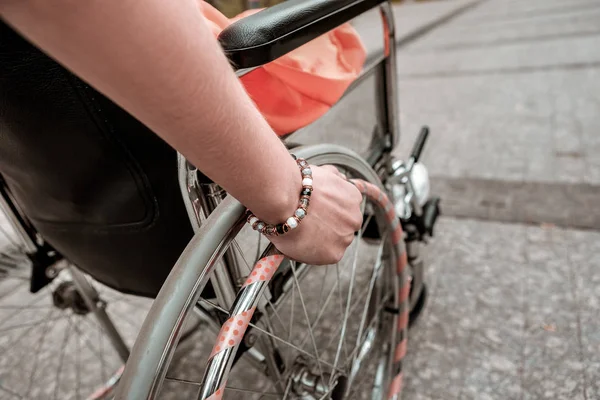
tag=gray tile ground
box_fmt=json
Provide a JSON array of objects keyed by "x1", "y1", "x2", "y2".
[{"x1": 403, "y1": 218, "x2": 600, "y2": 400}]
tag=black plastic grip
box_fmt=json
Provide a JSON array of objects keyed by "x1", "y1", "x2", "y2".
[
  {"x1": 218, "y1": 0, "x2": 385, "y2": 69},
  {"x1": 410, "y1": 126, "x2": 430, "y2": 162}
]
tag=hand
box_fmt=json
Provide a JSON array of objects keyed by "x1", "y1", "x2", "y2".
[{"x1": 269, "y1": 165, "x2": 363, "y2": 265}]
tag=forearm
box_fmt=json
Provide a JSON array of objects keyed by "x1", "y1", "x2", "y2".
[{"x1": 0, "y1": 0, "x2": 300, "y2": 222}]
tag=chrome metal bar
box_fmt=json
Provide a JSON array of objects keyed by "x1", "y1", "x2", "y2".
[
  {"x1": 68, "y1": 266, "x2": 130, "y2": 363},
  {"x1": 378, "y1": 2, "x2": 400, "y2": 151},
  {"x1": 177, "y1": 153, "x2": 204, "y2": 234},
  {"x1": 0, "y1": 188, "x2": 37, "y2": 253},
  {"x1": 198, "y1": 183, "x2": 240, "y2": 309},
  {"x1": 177, "y1": 153, "x2": 239, "y2": 309}
]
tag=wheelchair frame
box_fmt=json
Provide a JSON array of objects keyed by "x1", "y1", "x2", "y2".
[
  {"x1": 177, "y1": 0, "x2": 402, "y2": 310},
  {"x1": 0, "y1": 0, "x2": 433, "y2": 398}
]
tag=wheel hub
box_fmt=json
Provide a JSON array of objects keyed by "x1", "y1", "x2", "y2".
[
  {"x1": 52, "y1": 281, "x2": 92, "y2": 315},
  {"x1": 289, "y1": 358, "x2": 347, "y2": 399}
]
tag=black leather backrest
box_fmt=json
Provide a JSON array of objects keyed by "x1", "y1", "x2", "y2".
[{"x1": 0, "y1": 20, "x2": 194, "y2": 297}]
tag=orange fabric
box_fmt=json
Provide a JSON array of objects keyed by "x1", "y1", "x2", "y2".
[{"x1": 200, "y1": 2, "x2": 366, "y2": 135}]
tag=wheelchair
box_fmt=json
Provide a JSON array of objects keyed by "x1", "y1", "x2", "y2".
[{"x1": 0, "y1": 0, "x2": 440, "y2": 398}]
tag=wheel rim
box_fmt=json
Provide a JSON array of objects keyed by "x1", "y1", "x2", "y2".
[
  {"x1": 116, "y1": 145, "x2": 409, "y2": 400},
  {"x1": 159, "y1": 200, "x2": 396, "y2": 400},
  {"x1": 147, "y1": 150, "x2": 399, "y2": 399}
]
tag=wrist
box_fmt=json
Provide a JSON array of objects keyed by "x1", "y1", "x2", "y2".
[{"x1": 251, "y1": 156, "x2": 303, "y2": 225}]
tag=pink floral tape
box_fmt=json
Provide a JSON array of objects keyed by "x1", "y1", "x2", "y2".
[
  {"x1": 388, "y1": 373, "x2": 404, "y2": 399},
  {"x1": 399, "y1": 280, "x2": 411, "y2": 303},
  {"x1": 394, "y1": 339, "x2": 408, "y2": 362},
  {"x1": 397, "y1": 251, "x2": 407, "y2": 274},
  {"x1": 397, "y1": 309, "x2": 409, "y2": 331},
  {"x1": 209, "y1": 307, "x2": 256, "y2": 358},
  {"x1": 391, "y1": 225, "x2": 403, "y2": 245},
  {"x1": 350, "y1": 179, "x2": 409, "y2": 400},
  {"x1": 243, "y1": 254, "x2": 284, "y2": 287},
  {"x1": 87, "y1": 365, "x2": 124, "y2": 400}
]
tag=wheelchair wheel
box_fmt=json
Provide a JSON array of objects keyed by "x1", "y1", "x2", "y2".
[
  {"x1": 0, "y1": 246, "x2": 148, "y2": 399},
  {"x1": 116, "y1": 145, "x2": 410, "y2": 399}
]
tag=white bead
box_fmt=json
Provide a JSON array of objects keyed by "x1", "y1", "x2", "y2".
[
  {"x1": 249, "y1": 216, "x2": 258, "y2": 226},
  {"x1": 295, "y1": 208, "x2": 306, "y2": 219},
  {"x1": 286, "y1": 217, "x2": 298, "y2": 229},
  {"x1": 302, "y1": 178, "x2": 313, "y2": 186}
]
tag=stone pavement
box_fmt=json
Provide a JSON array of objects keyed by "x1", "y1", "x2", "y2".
[
  {"x1": 392, "y1": 0, "x2": 600, "y2": 398},
  {"x1": 402, "y1": 219, "x2": 600, "y2": 400},
  {"x1": 2, "y1": 0, "x2": 600, "y2": 399}
]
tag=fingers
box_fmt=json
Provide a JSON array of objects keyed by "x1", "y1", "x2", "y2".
[
  {"x1": 318, "y1": 164, "x2": 346, "y2": 178},
  {"x1": 319, "y1": 164, "x2": 363, "y2": 231}
]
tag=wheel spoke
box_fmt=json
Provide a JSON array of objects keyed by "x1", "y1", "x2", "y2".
[
  {"x1": 324, "y1": 281, "x2": 376, "y2": 352},
  {"x1": 53, "y1": 317, "x2": 73, "y2": 400},
  {"x1": 343, "y1": 292, "x2": 392, "y2": 369},
  {"x1": 328, "y1": 212, "x2": 370, "y2": 385},
  {"x1": 0, "y1": 315, "x2": 66, "y2": 334},
  {"x1": 248, "y1": 315, "x2": 343, "y2": 374},
  {"x1": 312, "y1": 264, "x2": 330, "y2": 322},
  {"x1": 102, "y1": 303, "x2": 142, "y2": 330},
  {"x1": 98, "y1": 321, "x2": 107, "y2": 383},
  {"x1": 0, "y1": 306, "x2": 61, "y2": 354},
  {"x1": 290, "y1": 268, "x2": 341, "y2": 361},
  {"x1": 0, "y1": 268, "x2": 131, "y2": 399},
  {"x1": 198, "y1": 299, "x2": 346, "y2": 378},
  {"x1": 232, "y1": 239, "x2": 253, "y2": 274},
  {"x1": 164, "y1": 376, "x2": 280, "y2": 397},
  {"x1": 24, "y1": 309, "x2": 58, "y2": 397},
  {"x1": 0, "y1": 285, "x2": 52, "y2": 329},
  {"x1": 352, "y1": 236, "x2": 386, "y2": 367},
  {"x1": 143, "y1": 172, "x2": 398, "y2": 399},
  {"x1": 231, "y1": 240, "x2": 289, "y2": 390},
  {"x1": 65, "y1": 316, "x2": 111, "y2": 369},
  {"x1": 265, "y1": 301, "x2": 289, "y2": 337},
  {"x1": 231, "y1": 240, "x2": 288, "y2": 337},
  {"x1": 287, "y1": 280, "x2": 295, "y2": 347},
  {"x1": 254, "y1": 233, "x2": 263, "y2": 263},
  {"x1": 0, "y1": 304, "x2": 54, "y2": 309},
  {"x1": 76, "y1": 323, "x2": 81, "y2": 400},
  {"x1": 334, "y1": 263, "x2": 350, "y2": 364},
  {"x1": 290, "y1": 260, "x2": 326, "y2": 383},
  {"x1": 225, "y1": 386, "x2": 279, "y2": 397},
  {"x1": 0, "y1": 224, "x2": 20, "y2": 248},
  {"x1": 281, "y1": 377, "x2": 294, "y2": 400}
]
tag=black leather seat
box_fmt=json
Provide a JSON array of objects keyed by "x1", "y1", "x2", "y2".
[
  {"x1": 0, "y1": 0, "x2": 379, "y2": 297},
  {"x1": 0, "y1": 21, "x2": 197, "y2": 297}
]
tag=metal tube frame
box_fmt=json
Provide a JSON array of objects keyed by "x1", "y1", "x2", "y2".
[
  {"x1": 378, "y1": 1, "x2": 401, "y2": 160},
  {"x1": 68, "y1": 265, "x2": 131, "y2": 363},
  {"x1": 177, "y1": 155, "x2": 242, "y2": 310},
  {"x1": 179, "y1": 0, "x2": 402, "y2": 323},
  {"x1": 0, "y1": 182, "x2": 38, "y2": 253}
]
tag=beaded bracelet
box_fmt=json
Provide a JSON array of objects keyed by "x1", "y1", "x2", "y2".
[{"x1": 246, "y1": 155, "x2": 312, "y2": 236}]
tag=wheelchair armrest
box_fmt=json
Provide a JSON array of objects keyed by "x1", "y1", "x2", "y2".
[{"x1": 218, "y1": 0, "x2": 385, "y2": 69}]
